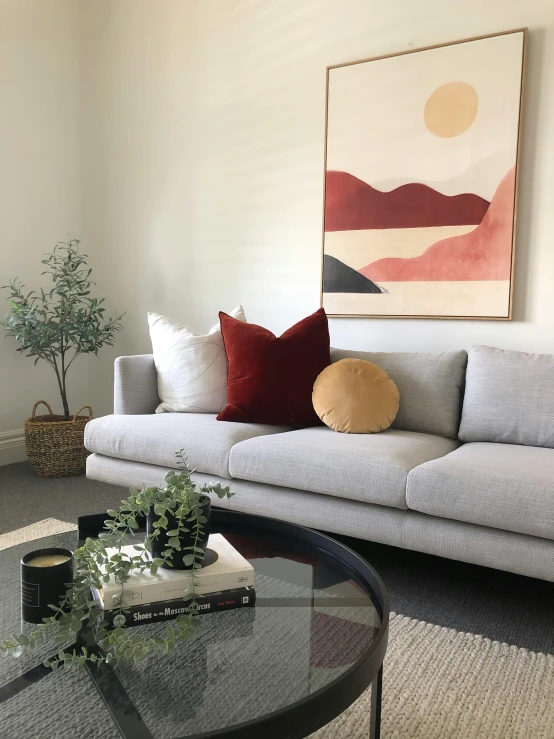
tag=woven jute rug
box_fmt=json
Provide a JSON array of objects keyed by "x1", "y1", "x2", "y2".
[
  {"x1": 3, "y1": 521, "x2": 553, "y2": 738},
  {"x1": 312, "y1": 613, "x2": 554, "y2": 739}
]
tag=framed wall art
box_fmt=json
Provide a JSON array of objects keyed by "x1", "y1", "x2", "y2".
[{"x1": 321, "y1": 29, "x2": 527, "y2": 319}]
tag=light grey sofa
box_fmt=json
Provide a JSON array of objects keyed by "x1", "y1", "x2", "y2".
[{"x1": 86, "y1": 345, "x2": 554, "y2": 583}]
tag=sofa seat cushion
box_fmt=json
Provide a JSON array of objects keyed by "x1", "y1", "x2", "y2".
[
  {"x1": 85, "y1": 414, "x2": 289, "y2": 479},
  {"x1": 229, "y1": 427, "x2": 459, "y2": 509},
  {"x1": 407, "y1": 442, "x2": 554, "y2": 541}
]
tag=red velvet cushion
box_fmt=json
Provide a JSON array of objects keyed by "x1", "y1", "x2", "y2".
[{"x1": 217, "y1": 308, "x2": 331, "y2": 427}]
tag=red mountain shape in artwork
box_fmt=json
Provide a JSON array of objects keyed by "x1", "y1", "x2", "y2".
[
  {"x1": 324, "y1": 171, "x2": 490, "y2": 231},
  {"x1": 359, "y1": 167, "x2": 516, "y2": 282}
]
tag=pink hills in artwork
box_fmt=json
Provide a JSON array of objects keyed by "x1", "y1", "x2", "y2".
[
  {"x1": 324, "y1": 171, "x2": 490, "y2": 231},
  {"x1": 360, "y1": 167, "x2": 515, "y2": 282}
]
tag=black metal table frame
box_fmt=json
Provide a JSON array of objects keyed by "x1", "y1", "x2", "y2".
[{"x1": 0, "y1": 509, "x2": 389, "y2": 739}]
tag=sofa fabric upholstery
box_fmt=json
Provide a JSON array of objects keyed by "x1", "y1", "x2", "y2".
[
  {"x1": 407, "y1": 442, "x2": 554, "y2": 541},
  {"x1": 458, "y1": 345, "x2": 554, "y2": 448},
  {"x1": 85, "y1": 414, "x2": 289, "y2": 479},
  {"x1": 229, "y1": 427, "x2": 459, "y2": 509},
  {"x1": 114, "y1": 355, "x2": 160, "y2": 415},
  {"x1": 87, "y1": 454, "x2": 554, "y2": 583},
  {"x1": 86, "y1": 345, "x2": 554, "y2": 584},
  {"x1": 331, "y1": 348, "x2": 467, "y2": 439}
]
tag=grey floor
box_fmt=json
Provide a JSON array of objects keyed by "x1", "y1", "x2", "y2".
[
  {"x1": 1, "y1": 460, "x2": 553, "y2": 655},
  {"x1": 0, "y1": 461, "x2": 126, "y2": 535}
]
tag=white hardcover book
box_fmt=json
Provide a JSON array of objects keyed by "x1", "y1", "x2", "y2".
[{"x1": 96, "y1": 534, "x2": 254, "y2": 609}]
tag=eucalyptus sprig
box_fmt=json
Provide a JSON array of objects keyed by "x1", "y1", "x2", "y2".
[{"x1": 0, "y1": 452, "x2": 233, "y2": 669}]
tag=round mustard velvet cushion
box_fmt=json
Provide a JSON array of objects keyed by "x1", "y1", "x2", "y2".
[{"x1": 312, "y1": 358, "x2": 400, "y2": 434}]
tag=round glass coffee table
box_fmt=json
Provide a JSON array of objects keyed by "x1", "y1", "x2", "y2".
[{"x1": 0, "y1": 510, "x2": 389, "y2": 739}]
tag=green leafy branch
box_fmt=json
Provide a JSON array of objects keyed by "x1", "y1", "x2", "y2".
[{"x1": 0, "y1": 453, "x2": 233, "y2": 669}]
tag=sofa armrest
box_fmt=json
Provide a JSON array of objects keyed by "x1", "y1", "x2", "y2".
[{"x1": 114, "y1": 355, "x2": 160, "y2": 415}]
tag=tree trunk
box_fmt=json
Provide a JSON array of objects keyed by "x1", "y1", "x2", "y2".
[
  {"x1": 59, "y1": 336, "x2": 70, "y2": 420},
  {"x1": 60, "y1": 387, "x2": 70, "y2": 420},
  {"x1": 52, "y1": 359, "x2": 71, "y2": 419},
  {"x1": 60, "y1": 368, "x2": 70, "y2": 420}
]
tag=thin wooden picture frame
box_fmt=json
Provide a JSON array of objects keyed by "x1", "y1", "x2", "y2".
[{"x1": 320, "y1": 28, "x2": 528, "y2": 320}]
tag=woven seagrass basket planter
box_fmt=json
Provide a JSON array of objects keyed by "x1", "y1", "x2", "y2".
[{"x1": 25, "y1": 401, "x2": 93, "y2": 478}]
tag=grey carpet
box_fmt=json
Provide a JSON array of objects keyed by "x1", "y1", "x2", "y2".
[
  {"x1": 0, "y1": 461, "x2": 126, "y2": 535},
  {"x1": 1, "y1": 461, "x2": 553, "y2": 655}
]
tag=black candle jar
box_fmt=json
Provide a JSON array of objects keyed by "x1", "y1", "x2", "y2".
[{"x1": 21, "y1": 548, "x2": 74, "y2": 624}]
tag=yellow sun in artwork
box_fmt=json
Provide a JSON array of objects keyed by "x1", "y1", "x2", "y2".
[{"x1": 424, "y1": 81, "x2": 478, "y2": 138}]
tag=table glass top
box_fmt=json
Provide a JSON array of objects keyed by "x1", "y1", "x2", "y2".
[{"x1": 0, "y1": 520, "x2": 382, "y2": 739}]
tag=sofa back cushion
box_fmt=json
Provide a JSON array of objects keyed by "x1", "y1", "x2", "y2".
[
  {"x1": 331, "y1": 348, "x2": 467, "y2": 438},
  {"x1": 459, "y1": 345, "x2": 554, "y2": 448}
]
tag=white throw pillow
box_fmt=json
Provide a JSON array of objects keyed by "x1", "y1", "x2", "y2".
[{"x1": 147, "y1": 306, "x2": 246, "y2": 414}]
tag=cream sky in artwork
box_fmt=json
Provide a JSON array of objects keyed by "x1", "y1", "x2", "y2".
[{"x1": 326, "y1": 32, "x2": 524, "y2": 200}]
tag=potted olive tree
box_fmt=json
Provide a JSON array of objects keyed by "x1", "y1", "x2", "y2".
[{"x1": 2, "y1": 239, "x2": 124, "y2": 477}]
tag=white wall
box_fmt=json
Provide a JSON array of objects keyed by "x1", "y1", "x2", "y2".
[
  {"x1": 83, "y1": 0, "x2": 554, "y2": 360},
  {"x1": 2, "y1": 0, "x2": 554, "y2": 459},
  {"x1": 0, "y1": 0, "x2": 118, "y2": 460}
]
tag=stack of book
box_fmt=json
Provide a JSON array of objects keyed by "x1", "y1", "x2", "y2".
[{"x1": 92, "y1": 533, "x2": 255, "y2": 627}]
